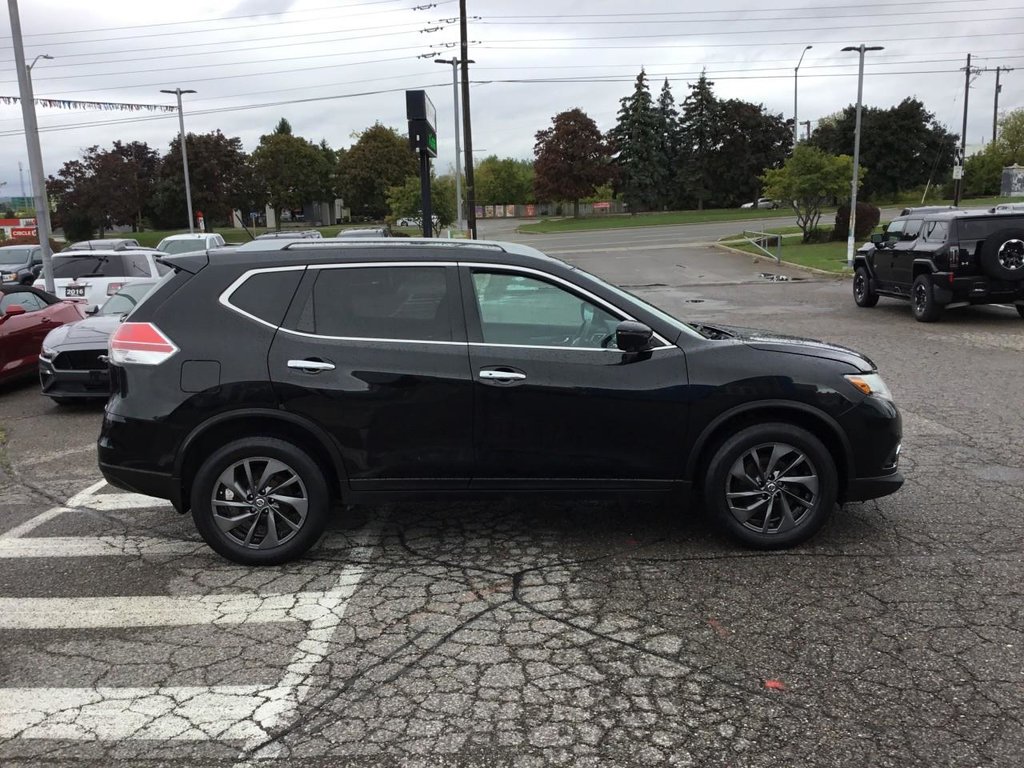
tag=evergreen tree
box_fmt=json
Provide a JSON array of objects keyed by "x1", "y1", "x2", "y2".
[
  {"x1": 678, "y1": 71, "x2": 719, "y2": 210},
  {"x1": 608, "y1": 69, "x2": 665, "y2": 212},
  {"x1": 654, "y1": 78, "x2": 682, "y2": 209}
]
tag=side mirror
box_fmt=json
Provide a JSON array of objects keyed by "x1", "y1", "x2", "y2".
[
  {"x1": 870, "y1": 233, "x2": 888, "y2": 246},
  {"x1": 2, "y1": 304, "x2": 26, "y2": 320},
  {"x1": 31, "y1": 264, "x2": 42, "y2": 276},
  {"x1": 86, "y1": 305, "x2": 100, "y2": 315},
  {"x1": 615, "y1": 320, "x2": 653, "y2": 354}
]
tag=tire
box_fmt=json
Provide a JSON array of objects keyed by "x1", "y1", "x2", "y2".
[
  {"x1": 911, "y1": 274, "x2": 943, "y2": 322},
  {"x1": 50, "y1": 397, "x2": 76, "y2": 406},
  {"x1": 853, "y1": 266, "x2": 879, "y2": 308},
  {"x1": 1017, "y1": 305, "x2": 1024, "y2": 319},
  {"x1": 704, "y1": 423, "x2": 837, "y2": 549},
  {"x1": 190, "y1": 437, "x2": 330, "y2": 565},
  {"x1": 979, "y1": 228, "x2": 1024, "y2": 282}
]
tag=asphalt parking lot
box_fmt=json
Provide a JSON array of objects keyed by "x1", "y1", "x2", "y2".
[{"x1": 1, "y1": 222, "x2": 1022, "y2": 767}]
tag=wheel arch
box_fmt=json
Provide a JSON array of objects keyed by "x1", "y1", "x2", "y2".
[
  {"x1": 176, "y1": 409, "x2": 348, "y2": 510},
  {"x1": 685, "y1": 400, "x2": 854, "y2": 498},
  {"x1": 912, "y1": 259, "x2": 936, "y2": 279}
]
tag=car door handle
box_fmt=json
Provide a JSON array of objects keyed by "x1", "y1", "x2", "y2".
[
  {"x1": 479, "y1": 368, "x2": 526, "y2": 383},
  {"x1": 287, "y1": 358, "x2": 335, "y2": 373}
]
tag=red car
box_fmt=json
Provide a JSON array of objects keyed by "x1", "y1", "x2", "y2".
[{"x1": 0, "y1": 286, "x2": 86, "y2": 384}]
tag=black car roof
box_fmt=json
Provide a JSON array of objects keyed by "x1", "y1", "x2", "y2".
[{"x1": 1, "y1": 284, "x2": 58, "y2": 304}]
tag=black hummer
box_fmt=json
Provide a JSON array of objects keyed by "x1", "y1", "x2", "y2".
[{"x1": 853, "y1": 209, "x2": 1024, "y2": 322}]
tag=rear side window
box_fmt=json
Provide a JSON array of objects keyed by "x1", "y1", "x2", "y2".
[
  {"x1": 228, "y1": 269, "x2": 304, "y2": 327},
  {"x1": 51, "y1": 254, "x2": 127, "y2": 278},
  {"x1": 922, "y1": 221, "x2": 949, "y2": 243},
  {"x1": 293, "y1": 266, "x2": 451, "y2": 341},
  {"x1": 959, "y1": 216, "x2": 1024, "y2": 240},
  {"x1": 123, "y1": 254, "x2": 153, "y2": 277}
]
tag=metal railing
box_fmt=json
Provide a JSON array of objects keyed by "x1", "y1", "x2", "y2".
[{"x1": 741, "y1": 230, "x2": 782, "y2": 263}]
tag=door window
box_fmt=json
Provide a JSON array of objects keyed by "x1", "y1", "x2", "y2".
[
  {"x1": 902, "y1": 219, "x2": 923, "y2": 240},
  {"x1": 471, "y1": 271, "x2": 620, "y2": 348},
  {"x1": 922, "y1": 221, "x2": 949, "y2": 243},
  {"x1": 0, "y1": 291, "x2": 45, "y2": 312},
  {"x1": 884, "y1": 220, "x2": 905, "y2": 239},
  {"x1": 295, "y1": 266, "x2": 452, "y2": 341}
]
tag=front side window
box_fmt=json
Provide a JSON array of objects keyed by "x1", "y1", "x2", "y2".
[
  {"x1": 0, "y1": 291, "x2": 45, "y2": 313},
  {"x1": 295, "y1": 266, "x2": 451, "y2": 341},
  {"x1": 472, "y1": 271, "x2": 620, "y2": 348},
  {"x1": 902, "y1": 219, "x2": 923, "y2": 240},
  {"x1": 884, "y1": 220, "x2": 905, "y2": 239}
]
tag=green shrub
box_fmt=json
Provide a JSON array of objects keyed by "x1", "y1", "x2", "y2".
[{"x1": 833, "y1": 202, "x2": 880, "y2": 241}]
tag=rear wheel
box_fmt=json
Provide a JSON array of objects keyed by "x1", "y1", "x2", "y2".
[
  {"x1": 190, "y1": 437, "x2": 330, "y2": 565},
  {"x1": 853, "y1": 266, "x2": 879, "y2": 307},
  {"x1": 704, "y1": 423, "x2": 837, "y2": 549},
  {"x1": 911, "y1": 274, "x2": 942, "y2": 322}
]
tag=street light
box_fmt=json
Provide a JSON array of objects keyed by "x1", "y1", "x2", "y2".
[
  {"x1": 434, "y1": 58, "x2": 473, "y2": 233},
  {"x1": 29, "y1": 54, "x2": 53, "y2": 71},
  {"x1": 160, "y1": 88, "x2": 197, "y2": 233},
  {"x1": 841, "y1": 44, "x2": 884, "y2": 268},
  {"x1": 18, "y1": 45, "x2": 56, "y2": 292},
  {"x1": 794, "y1": 45, "x2": 812, "y2": 147}
]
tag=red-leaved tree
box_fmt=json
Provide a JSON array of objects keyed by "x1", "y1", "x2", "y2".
[{"x1": 533, "y1": 109, "x2": 612, "y2": 217}]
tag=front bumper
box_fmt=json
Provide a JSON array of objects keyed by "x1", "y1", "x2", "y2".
[
  {"x1": 39, "y1": 356, "x2": 112, "y2": 399},
  {"x1": 845, "y1": 471, "x2": 904, "y2": 502}
]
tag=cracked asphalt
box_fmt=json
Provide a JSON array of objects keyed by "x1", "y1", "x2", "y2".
[{"x1": 0, "y1": 221, "x2": 1021, "y2": 767}]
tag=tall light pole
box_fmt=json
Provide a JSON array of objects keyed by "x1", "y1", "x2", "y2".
[
  {"x1": 435, "y1": 57, "x2": 473, "y2": 233},
  {"x1": 842, "y1": 44, "x2": 884, "y2": 268},
  {"x1": 161, "y1": 88, "x2": 197, "y2": 233},
  {"x1": 794, "y1": 45, "x2": 812, "y2": 147},
  {"x1": 8, "y1": 0, "x2": 57, "y2": 293}
]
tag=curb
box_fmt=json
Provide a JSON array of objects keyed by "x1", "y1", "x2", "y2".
[{"x1": 713, "y1": 242, "x2": 850, "y2": 279}]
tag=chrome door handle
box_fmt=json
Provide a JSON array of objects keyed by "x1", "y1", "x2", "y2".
[
  {"x1": 287, "y1": 359, "x2": 335, "y2": 373},
  {"x1": 479, "y1": 369, "x2": 526, "y2": 381}
]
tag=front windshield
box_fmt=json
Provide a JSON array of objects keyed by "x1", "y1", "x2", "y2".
[
  {"x1": 99, "y1": 282, "x2": 155, "y2": 316},
  {"x1": 0, "y1": 247, "x2": 34, "y2": 267},
  {"x1": 574, "y1": 267, "x2": 703, "y2": 340},
  {"x1": 158, "y1": 240, "x2": 205, "y2": 255}
]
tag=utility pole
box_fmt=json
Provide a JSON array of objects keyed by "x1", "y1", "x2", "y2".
[
  {"x1": 18, "y1": 161, "x2": 26, "y2": 202},
  {"x1": 160, "y1": 88, "x2": 197, "y2": 233},
  {"x1": 794, "y1": 45, "x2": 812, "y2": 148},
  {"x1": 984, "y1": 66, "x2": 1013, "y2": 143},
  {"x1": 954, "y1": 54, "x2": 972, "y2": 207},
  {"x1": 435, "y1": 57, "x2": 472, "y2": 233},
  {"x1": 842, "y1": 44, "x2": 883, "y2": 268},
  {"x1": 459, "y1": 0, "x2": 477, "y2": 239},
  {"x1": 8, "y1": 0, "x2": 56, "y2": 292}
]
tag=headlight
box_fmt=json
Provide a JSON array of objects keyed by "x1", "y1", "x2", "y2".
[
  {"x1": 41, "y1": 344, "x2": 56, "y2": 359},
  {"x1": 2, "y1": 272, "x2": 17, "y2": 283},
  {"x1": 844, "y1": 373, "x2": 893, "y2": 401}
]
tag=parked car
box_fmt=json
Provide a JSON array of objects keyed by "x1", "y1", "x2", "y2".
[
  {"x1": 39, "y1": 280, "x2": 157, "y2": 404},
  {"x1": 33, "y1": 249, "x2": 168, "y2": 310},
  {"x1": 155, "y1": 233, "x2": 227, "y2": 255},
  {"x1": 64, "y1": 238, "x2": 141, "y2": 251},
  {"x1": 395, "y1": 215, "x2": 440, "y2": 227},
  {"x1": 0, "y1": 244, "x2": 44, "y2": 285},
  {"x1": 741, "y1": 198, "x2": 780, "y2": 210},
  {"x1": 99, "y1": 238, "x2": 903, "y2": 565},
  {"x1": 853, "y1": 209, "x2": 1024, "y2": 321},
  {"x1": 0, "y1": 286, "x2": 86, "y2": 385},
  {"x1": 255, "y1": 230, "x2": 323, "y2": 240},
  {"x1": 336, "y1": 227, "x2": 392, "y2": 238}
]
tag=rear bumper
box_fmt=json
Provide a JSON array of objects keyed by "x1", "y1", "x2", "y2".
[
  {"x1": 845, "y1": 471, "x2": 904, "y2": 502},
  {"x1": 98, "y1": 461, "x2": 183, "y2": 511},
  {"x1": 933, "y1": 274, "x2": 1024, "y2": 306}
]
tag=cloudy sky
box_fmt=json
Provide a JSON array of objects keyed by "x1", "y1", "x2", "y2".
[{"x1": 0, "y1": 0, "x2": 1020, "y2": 198}]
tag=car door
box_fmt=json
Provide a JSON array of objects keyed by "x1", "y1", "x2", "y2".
[
  {"x1": 268, "y1": 261, "x2": 474, "y2": 491},
  {"x1": 460, "y1": 264, "x2": 690, "y2": 488},
  {"x1": 890, "y1": 218, "x2": 922, "y2": 289},
  {"x1": 871, "y1": 219, "x2": 904, "y2": 289},
  {"x1": 0, "y1": 292, "x2": 49, "y2": 376}
]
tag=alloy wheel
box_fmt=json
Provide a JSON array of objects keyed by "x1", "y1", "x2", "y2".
[
  {"x1": 913, "y1": 282, "x2": 928, "y2": 314},
  {"x1": 211, "y1": 457, "x2": 309, "y2": 549},
  {"x1": 725, "y1": 442, "x2": 819, "y2": 534},
  {"x1": 997, "y1": 239, "x2": 1024, "y2": 271},
  {"x1": 854, "y1": 274, "x2": 866, "y2": 301}
]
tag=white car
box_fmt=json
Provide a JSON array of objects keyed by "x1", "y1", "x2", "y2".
[
  {"x1": 156, "y1": 232, "x2": 226, "y2": 255},
  {"x1": 34, "y1": 249, "x2": 169, "y2": 310},
  {"x1": 740, "y1": 198, "x2": 780, "y2": 210}
]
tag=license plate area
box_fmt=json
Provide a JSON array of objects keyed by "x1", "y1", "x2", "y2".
[{"x1": 65, "y1": 285, "x2": 86, "y2": 298}]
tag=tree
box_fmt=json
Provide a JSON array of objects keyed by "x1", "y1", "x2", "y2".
[
  {"x1": 274, "y1": 118, "x2": 293, "y2": 136},
  {"x1": 474, "y1": 155, "x2": 534, "y2": 205},
  {"x1": 251, "y1": 131, "x2": 333, "y2": 228},
  {"x1": 113, "y1": 141, "x2": 159, "y2": 230},
  {"x1": 809, "y1": 97, "x2": 956, "y2": 200},
  {"x1": 961, "y1": 109, "x2": 1024, "y2": 197},
  {"x1": 707, "y1": 99, "x2": 792, "y2": 208},
  {"x1": 654, "y1": 78, "x2": 682, "y2": 208},
  {"x1": 386, "y1": 173, "x2": 456, "y2": 235},
  {"x1": 608, "y1": 69, "x2": 665, "y2": 212},
  {"x1": 677, "y1": 72, "x2": 719, "y2": 210},
  {"x1": 761, "y1": 145, "x2": 857, "y2": 242},
  {"x1": 337, "y1": 124, "x2": 418, "y2": 219},
  {"x1": 533, "y1": 108, "x2": 612, "y2": 216}
]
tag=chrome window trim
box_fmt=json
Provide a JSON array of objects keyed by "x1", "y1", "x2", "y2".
[{"x1": 218, "y1": 265, "x2": 308, "y2": 332}]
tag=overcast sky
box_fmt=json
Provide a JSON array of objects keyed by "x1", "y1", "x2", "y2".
[{"x1": 0, "y1": 0, "x2": 1020, "y2": 198}]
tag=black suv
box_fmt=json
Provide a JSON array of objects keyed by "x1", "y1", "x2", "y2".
[
  {"x1": 99, "y1": 239, "x2": 903, "y2": 564},
  {"x1": 853, "y1": 209, "x2": 1024, "y2": 321}
]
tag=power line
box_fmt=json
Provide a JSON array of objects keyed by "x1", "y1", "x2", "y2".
[{"x1": 484, "y1": 0, "x2": 995, "y2": 17}]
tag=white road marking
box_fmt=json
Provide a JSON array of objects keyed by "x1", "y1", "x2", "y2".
[
  {"x1": 0, "y1": 535, "x2": 204, "y2": 558},
  {"x1": 0, "y1": 686, "x2": 283, "y2": 741},
  {"x1": 78, "y1": 492, "x2": 173, "y2": 511},
  {"x1": 0, "y1": 507, "x2": 71, "y2": 540},
  {"x1": 17, "y1": 444, "x2": 97, "y2": 467},
  {"x1": 64, "y1": 479, "x2": 109, "y2": 508}
]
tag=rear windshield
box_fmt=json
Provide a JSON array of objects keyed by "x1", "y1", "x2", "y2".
[
  {"x1": 958, "y1": 216, "x2": 1024, "y2": 241},
  {"x1": 159, "y1": 240, "x2": 207, "y2": 255},
  {"x1": 52, "y1": 253, "x2": 127, "y2": 278}
]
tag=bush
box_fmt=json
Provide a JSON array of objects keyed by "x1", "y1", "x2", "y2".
[
  {"x1": 62, "y1": 210, "x2": 96, "y2": 242},
  {"x1": 832, "y1": 202, "x2": 880, "y2": 241},
  {"x1": 804, "y1": 227, "x2": 833, "y2": 244},
  {"x1": 0, "y1": 235, "x2": 63, "y2": 252}
]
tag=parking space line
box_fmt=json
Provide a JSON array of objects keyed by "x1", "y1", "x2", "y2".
[
  {"x1": 0, "y1": 507, "x2": 72, "y2": 540},
  {"x1": 64, "y1": 480, "x2": 109, "y2": 508},
  {"x1": 0, "y1": 685, "x2": 283, "y2": 741},
  {"x1": 0, "y1": 592, "x2": 344, "y2": 630},
  {"x1": 0, "y1": 535, "x2": 204, "y2": 558}
]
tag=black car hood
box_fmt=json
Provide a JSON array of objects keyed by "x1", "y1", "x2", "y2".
[
  {"x1": 694, "y1": 323, "x2": 875, "y2": 372},
  {"x1": 45, "y1": 314, "x2": 122, "y2": 349}
]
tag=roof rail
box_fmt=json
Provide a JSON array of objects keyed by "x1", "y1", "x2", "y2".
[{"x1": 281, "y1": 239, "x2": 507, "y2": 252}]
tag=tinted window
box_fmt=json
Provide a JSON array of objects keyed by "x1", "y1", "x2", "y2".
[
  {"x1": 472, "y1": 271, "x2": 619, "y2": 348},
  {"x1": 922, "y1": 221, "x2": 949, "y2": 243},
  {"x1": 0, "y1": 291, "x2": 45, "y2": 312},
  {"x1": 0, "y1": 247, "x2": 35, "y2": 267},
  {"x1": 902, "y1": 219, "x2": 923, "y2": 239},
  {"x1": 158, "y1": 240, "x2": 206, "y2": 255},
  {"x1": 51, "y1": 254, "x2": 127, "y2": 278},
  {"x1": 99, "y1": 282, "x2": 156, "y2": 316},
  {"x1": 960, "y1": 216, "x2": 1024, "y2": 240},
  {"x1": 885, "y1": 220, "x2": 905, "y2": 237},
  {"x1": 122, "y1": 253, "x2": 153, "y2": 277},
  {"x1": 230, "y1": 270, "x2": 305, "y2": 327},
  {"x1": 295, "y1": 266, "x2": 450, "y2": 341}
]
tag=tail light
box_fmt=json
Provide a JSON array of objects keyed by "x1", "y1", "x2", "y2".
[
  {"x1": 106, "y1": 282, "x2": 125, "y2": 295},
  {"x1": 109, "y1": 322, "x2": 178, "y2": 365}
]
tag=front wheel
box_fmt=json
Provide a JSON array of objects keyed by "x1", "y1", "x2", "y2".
[
  {"x1": 190, "y1": 437, "x2": 330, "y2": 565},
  {"x1": 704, "y1": 423, "x2": 837, "y2": 549},
  {"x1": 912, "y1": 274, "x2": 942, "y2": 322},
  {"x1": 853, "y1": 266, "x2": 879, "y2": 308}
]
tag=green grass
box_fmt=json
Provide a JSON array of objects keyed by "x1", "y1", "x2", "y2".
[
  {"x1": 721, "y1": 230, "x2": 853, "y2": 274},
  {"x1": 516, "y1": 207, "x2": 821, "y2": 234}
]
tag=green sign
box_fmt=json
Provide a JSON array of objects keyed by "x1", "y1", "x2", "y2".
[{"x1": 426, "y1": 131, "x2": 437, "y2": 156}]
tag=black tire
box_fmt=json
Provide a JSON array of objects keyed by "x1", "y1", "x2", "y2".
[
  {"x1": 911, "y1": 274, "x2": 942, "y2": 322},
  {"x1": 190, "y1": 437, "x2": 330, "y2": 565},
  {"x1": 979, "y1": 228, "x2": 1024, "y2": 282},
  {"x1": 49, "y1": 396, "x2": 76, "y2": 406},
  {"x1": 704, "y1": 423, "x2": 837, "y2": 549},
  {"x1": 1017, "y1": 305, "x2": 1024, "y2": 319},
  {"x1": 853, "y1": 266, "x2": 879, "y2": 308}
]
